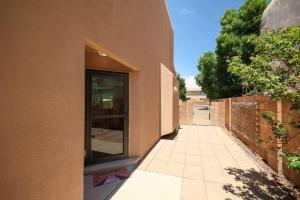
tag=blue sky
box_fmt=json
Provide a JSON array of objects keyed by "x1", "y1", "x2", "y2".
[{"x1": 166, "y1": 0, "x2": 245, "y2": 88}]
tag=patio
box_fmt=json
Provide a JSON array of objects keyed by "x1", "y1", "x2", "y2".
[
  {"x1": 108, "y1": 125, "x2": 292, "y2": 200},
  {"x1": 84, "y1": 125, "x2": 293, "y2": 200}
]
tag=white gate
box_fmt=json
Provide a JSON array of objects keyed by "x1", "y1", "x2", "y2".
[{"x1": 192, "y1": 104, "x2": 210, "y2": 125}]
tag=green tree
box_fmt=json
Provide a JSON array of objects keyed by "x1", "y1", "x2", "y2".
[
  {"x1": 176, "y1": 74, "x2": 187, "y2": 101},
  {"x1": 220, "y1": 0, "x2": 268, "y2": 36},
  {"x1": 196, "y1": 0, "x2": 268, "y2": 98},
  {"x1": 229, "y1": 26, "x2": 300, "y2": 101},
  {"x1": 215, "y1": 0, "x2": 267, "y2": 98},
  {"x1": 215, "y1": 33, "x2": 244, "y2": 97},
  {"x1": 229, "y1": 26, "x2": 300, "y2": 171},
  {"x1": 195, "y1": 51, "x2": 218, "y2": 99}
]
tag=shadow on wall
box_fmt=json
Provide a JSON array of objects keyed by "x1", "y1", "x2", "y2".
[{"x1": 222, "y1": 168, "x2": 294, "y2": 200}]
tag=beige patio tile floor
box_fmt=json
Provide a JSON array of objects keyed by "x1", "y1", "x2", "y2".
[{"x1": 110, "y1": 125, "x2": 292, "y2": 200}]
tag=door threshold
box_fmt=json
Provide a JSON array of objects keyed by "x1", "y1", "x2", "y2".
[{"x1": 84, "y1": 157, "x2": 140, "y2": 175}]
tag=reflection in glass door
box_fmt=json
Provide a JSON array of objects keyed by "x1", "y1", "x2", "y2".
[{"x1": 85, "y1": 70, "x2": 128, "y2": 165}]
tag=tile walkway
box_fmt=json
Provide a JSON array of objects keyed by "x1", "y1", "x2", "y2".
[{"x1": 109, "y1": 125, "x2": 292, "y2": 200}]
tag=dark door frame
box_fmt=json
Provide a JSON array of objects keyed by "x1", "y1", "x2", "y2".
[{"x1": 85, "y1": 69, "x2": 129, "y2": 166}]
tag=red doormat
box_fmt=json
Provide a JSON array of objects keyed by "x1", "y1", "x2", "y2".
[{"x1": 93, "y1": 167, "x2": 131, "y2": 187}]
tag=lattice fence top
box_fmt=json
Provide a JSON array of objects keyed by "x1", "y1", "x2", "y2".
[{"x1": 232, "y1": 102, "x2": 258, "y2": 141}]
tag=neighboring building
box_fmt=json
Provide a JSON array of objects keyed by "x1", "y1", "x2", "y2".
[
  {"x1": 262, "y1": 0, "x2": 300, "y2": 30},
  {"x1": 186, "y1": 87, "x2": 207, "y2": 100},
  {"x1": 0, "y1": 1, "x2": 179, "y2": 200}
]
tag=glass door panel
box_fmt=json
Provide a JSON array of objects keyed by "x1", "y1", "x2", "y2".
[{"x1": 85, "y1": 70, "x2": 128, "y2": 165}]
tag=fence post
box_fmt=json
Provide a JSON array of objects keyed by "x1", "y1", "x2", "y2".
[
  {"x1": 276, "y1": 100, "x2": 283, "y2": 174},
  {"x1": 228, "y1": 98, "x2": 232, "y2": 131}
]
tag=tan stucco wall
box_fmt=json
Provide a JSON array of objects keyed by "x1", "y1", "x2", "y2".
[
  {"x1": 173, "y1": 78, "x2": 180, "y2": 132},
  {"x1": 0, "y1": 1, "x2": 175, "y2": 200},
  {"x1": 262, "y1": 0, "x2": 300, "y2": 30},
  {"x1": 210, "y1": 102, "x2": 219, "y2": 126},
  {"x1": 161, "y1": 64, "x2": 174, "y2": 136}
]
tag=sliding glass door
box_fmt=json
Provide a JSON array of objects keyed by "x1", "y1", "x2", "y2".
[{"x1": 85, "y1": 70, "x2": 128, "y2": 165}]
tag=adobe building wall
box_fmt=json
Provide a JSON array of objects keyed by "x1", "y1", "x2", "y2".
[
  {"x1": 0, "y1": 1, "x2": 176, "y2": 200},
  {"x1": 173, "y1": 78, "x2": 180, "y2": 132},
  {"x1": 160, "y1": 63, "x2": 180, "y2": 136},
  {"x1": 179, "y1": 101, "x2": 193, "y2": 125},
  {"x1": 262, "y1": 0, "x2": 300, "y2": 30}
]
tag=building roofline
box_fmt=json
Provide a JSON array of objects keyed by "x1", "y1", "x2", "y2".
[{"x1": 163, "y1": 0, "x2": 174, "y2": 31}]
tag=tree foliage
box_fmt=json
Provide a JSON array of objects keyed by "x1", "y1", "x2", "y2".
[
  {"x1": 221, "y1": 0, "x2": 268, "y2": 36},
  {"x1": 196, "y1": 0, "x2": 268, "y2": 98},
  {"x1": 229, "y1": 26, "x2": 300, "y2": 101},
  {"x1": 195, "y1": 52, "x2": 218, "y2": 99},
  {"x1": 176, "y1": 74, "x2": 187, "y2": 101},
  {"x1": 229, "y1": 26, "x2": 300, "y2": 172}
]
